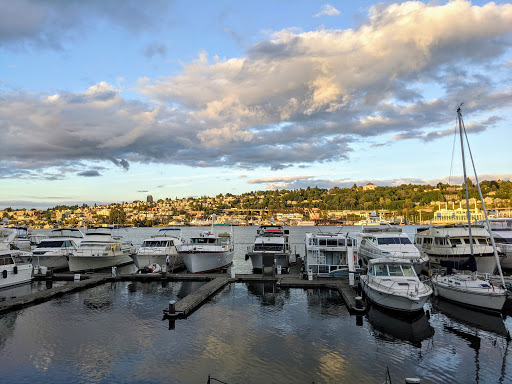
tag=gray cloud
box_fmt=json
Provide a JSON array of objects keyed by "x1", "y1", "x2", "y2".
[
  {"x1": 0, "y1": 0, "x2": 171, "y2": 50},
  {"x1": 78, "y1": 170, "x2": 101, "y2": 177},
  {"x1": 144, "y1": 41, "x2": 167, "y2": 59}
]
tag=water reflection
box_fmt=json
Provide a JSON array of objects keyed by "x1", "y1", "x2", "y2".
[
  {"x1": 432, "y1": 297, "x2": 510, "y2": 338},
  {"x1": 366, "y1": 305, "x2": 434, "y2": 348},
  {"x1": 246, "y1": 281, "x2": 283, "y2": 307}
]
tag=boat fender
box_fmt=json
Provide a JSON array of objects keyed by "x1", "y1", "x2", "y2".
[
  {"x1": 245, "y1": 254, "x2": 249, "y2": 261},
  {"x1": 433, "y1": 285, "x2": 438, "y2": 297},
  {"x1": 2, "y1": 270, "x2": 7, "y2": 278},
  {"x1": 13, "y1": 266, "x2": 18, "y2": 274}
]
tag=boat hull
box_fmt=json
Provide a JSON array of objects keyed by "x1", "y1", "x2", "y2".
[
  {"x1": 131, "y1": 253, "x2": 184, "y2": 271},
  {"x1": 21, "y1": 254, "x2": 69, "y2": 269},
  {"x1": 68, "y1": 254, "x2": 133, "y2": 272},
  {"x1": 247, "y1": 252, "x2": 290, "y2": 271},
  {"x1": 430, "y1": 277, "x2": 507, "y2": 312},
  {"x1": 181, "y1": 251, "x2": 234, "y2": 273},
  {"x1": 425, "y1": 253, "x2": 497, "y2": 275},
  {"x1": 0, "y1": 263, "x2": 32, "y2": 289},
  {"x1": 360, "y1": 276, "x2": 430, "y2": 313}
]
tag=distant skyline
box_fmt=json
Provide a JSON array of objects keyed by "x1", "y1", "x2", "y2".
[{"x1": 1, "y1": 0, "x2": 512, "y2": 209}]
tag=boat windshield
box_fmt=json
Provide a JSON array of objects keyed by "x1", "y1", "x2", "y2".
[
  {"x1": 377, "y1": 237, "x2": 412, "y2": 245},
  {"x1": 373, "y1": 263, "x2": 415, "y2": 277}
]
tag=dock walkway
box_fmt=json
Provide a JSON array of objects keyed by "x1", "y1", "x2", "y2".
[{"x1": 1, "y1": 258, "x2": 366, "y2": 316}]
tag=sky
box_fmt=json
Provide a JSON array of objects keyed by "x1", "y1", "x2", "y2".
[{"x1": 1, "y1": 0, "x2": 512, "y2": 209}]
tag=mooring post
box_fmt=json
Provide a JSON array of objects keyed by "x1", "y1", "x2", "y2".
[
  {"x1": 168, "y1": 300, "x2": 176, "y2": 314},
  {"x1": 355, "y1": 296, "x2": 363, "y2": 309}
]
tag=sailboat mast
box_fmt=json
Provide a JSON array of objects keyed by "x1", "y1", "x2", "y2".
[{"x1": 457, "y1": 106, "x2": 474, "y2": 256}]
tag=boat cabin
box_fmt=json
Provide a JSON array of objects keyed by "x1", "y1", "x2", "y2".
[{"x1": 368, "y1": 260, "x2": 417, "y2": 278}]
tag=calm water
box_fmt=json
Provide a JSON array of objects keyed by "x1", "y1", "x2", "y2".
[{"x1": 1, "y1": 226, "x2": 512, "y2": 383}]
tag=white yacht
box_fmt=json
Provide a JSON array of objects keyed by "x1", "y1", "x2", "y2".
[
  {"x1": 304, "y1": 230, "x2": 362, "y2": 277},
  {"x1": 22, "y1": 228, "x2": 84, "y2": 270},
  {"x1": 358, "y1": 225, "x2": 427, "y2": 274},
  {"x1": 132, "y1": 228, "x2": 184, "y2": 272},
  {"x1": 68, "y1": 227, "x2": 133, "y2": 272},
  {"x1": 0, "y1": 227, "x2": 33, "y2": 289},
  {"x1": 360, "y1": 258, "x2": 432, "y2": 313},
  {"x1": 180, "y1": 229, "x2": 234, "y2": 273},
  {"x1": 245, "y1": 223, "x2": 293, "y2": 272},
  {"x1": 414, "y1": 224, "x2": 497, "y2": 274},
  {"x1": 477, "y1": 218, "x2": 512, "y2": 269}
]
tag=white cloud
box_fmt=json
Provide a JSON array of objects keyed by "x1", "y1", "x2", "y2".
[{"x1": 314, "y1": 4, "x2": 341, "y2": 18}]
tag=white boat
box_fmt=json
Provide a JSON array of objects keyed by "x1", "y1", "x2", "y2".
[
  {"x1": 477, "y1": 218, "x2": 512, "y2": 269},
  {"x1": 354, "y1": 211, "x2": 392, "y2": 226},
  {"x1": 132, "y1": 228, "x2": 184, "y2": 272},
  {"x1": 0, "y1": 227, "x2": 32, "y2": 289},
  {"x1": 430, "y1": 272, "x2": 507, "y2": 312},
  {"x1": 414, "y1": 224, "x2": 497, "y2": 274},
  {"x1": 68, "y1": 227, "x2": 133, "y2": 272},
  {"x1": 180, "y1": 229, "x2": 234, "y2": 273},
  {"x1": 429, "y1": 106, "x2": 507, "y2": 313},
  {"x1": 358, "y1": 225, "x2": 428, "y2": 274},
  {"x1": 304, "y1": 229, "x2": 363, "y2": 277},
  {"x1": 22, "y1": 228, "x2": 84, "y2": 270},
  {"x1": 245, "y1": 222, "x2": 293, "y2": 272},
  {"x1": 360, "y1": 258, "x2": 432, "y2": 313},
  {"x1": 12, "y1": 226, "x2": 32, "y2": 252}
]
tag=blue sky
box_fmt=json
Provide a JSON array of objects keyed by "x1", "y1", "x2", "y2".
[{"x1": 1, "y1": 0, "x2": 512, "y2": 209}]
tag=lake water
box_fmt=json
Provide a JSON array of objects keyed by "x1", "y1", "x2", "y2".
[{"x1": 1, "y1": 226, "x2": 512, "y2": 383}]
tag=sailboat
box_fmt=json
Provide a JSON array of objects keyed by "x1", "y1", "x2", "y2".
[{"x1": 430, "y1": 106, "x2": 508, "y2": 313}]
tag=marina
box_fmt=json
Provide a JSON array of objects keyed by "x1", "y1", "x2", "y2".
[{"x1": 2, "y1": 225, "x2": 512, "y2": 383}]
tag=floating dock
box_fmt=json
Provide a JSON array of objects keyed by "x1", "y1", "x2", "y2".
[{"x1": 1, "y1": 258, "x2": 366, "y2": 316}]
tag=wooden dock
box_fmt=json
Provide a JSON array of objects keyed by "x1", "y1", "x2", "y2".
[
  {"x1": 0, "y1": 275, "x2": 107, "y2": 315},
  {"x1": 1, "y1": 258, "x2": 366, "y2": 316},
  {"x1": 163, "y1": 276, "x2": 231, "y2": 318}
]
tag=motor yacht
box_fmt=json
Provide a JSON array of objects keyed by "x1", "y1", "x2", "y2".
[
  {"x1": 414, "y1": 224, "x2": 497, "y2": 274},
  {"x1": 0, "y1": 227, "x2": 32, "y2": 289},
  {"x1": 180, "y1": 229, "x2": 234, "y2": 273},
  {"x1": 245, "y1": 221, "x2": 293, "y2": 273},
  {"x1": 21, "y1": 228, "x2": 84, "y2": 270},
  {"x1": 68, "y1": 227, "x2": 133, "y2": 272},
  {"x1": 358, "y1": 225, "x2": 427, "y2": 274},
  {"x1": 360, "y1": 258, "x2": 432, "y2": 313},
  {"x1": 477, "y1": 218, "x2": 512, "y2": 269},
  {"x1": 132, "y1": 228, "x2": 184, "y2": 272}
]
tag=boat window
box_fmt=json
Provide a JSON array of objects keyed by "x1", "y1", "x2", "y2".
[
  {"x1": 424, "y1": 238, "x2": 432, "y2": 244},
  {"x1": 338, "y1": 239, "x2": 345, "y2": 246},
  {"x1": 369, "y1": 266, "x2": 373, "y2": 275},
  {"x1": 374, "y1": 265, "x2": 389, "y2": 276},
  {"x1": 327, "y1": 239, "x2": 337, "y2": 247},
  {"x1": 0, "y1": 257, "x2": 14, "y2": 266},
  {"x1": 435, "y1": 238, "x2": 446, "y2": 245},
  {"x1": 401, "y1": 265, "x2": 415, "y2": 277},
  {"x1": 450, "y1": 238, "x2": 462, "y2": 245},
  {"x1": 39, "y1": 240, "x2": 65, "y2": 248},
  {"x1": 319, "y1": 239, "x2": 327, "y2": 246},
  {"x1": 388, "y1": 265, "x2": 403, "y2": 276},
  {"x1": 479, "y1": 284, "x2": 491, "y2": 288}
]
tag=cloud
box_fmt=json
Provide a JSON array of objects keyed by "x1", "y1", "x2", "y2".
[
  {"x1": 144, "y1": 41, "x2": 167, "y2": 59},
  {"x1": 314, "y1": 5, "x2": 341, "y2": 18},
  {"x1": 137, "y1": 190, "x2": 149, "y2": 193},
  {"x1": 2, "y1": 1, "x2": 512, "y2": 180},
  {"x1": 78, "y1": 170, "x2": 101, "y2": 177},
  {"x1": 0, "y1": 0, "x2": 171, "y2": 50}
]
